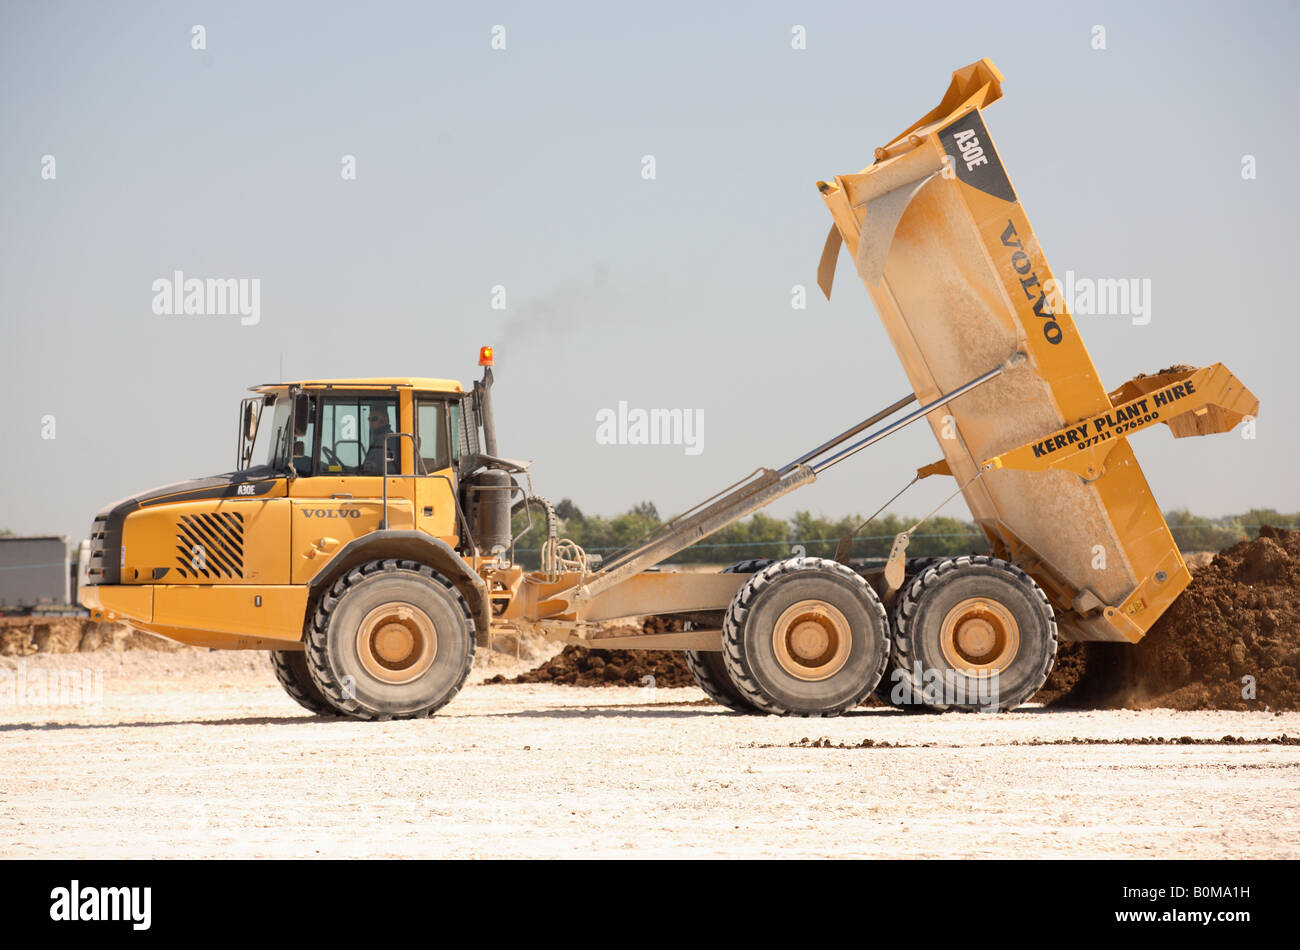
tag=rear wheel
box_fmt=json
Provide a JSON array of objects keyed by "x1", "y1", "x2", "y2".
[
  {"x1": 306, "y1": 559, "x2": 475, "y2": 720},
  {"x1": 683, "y1": 559, "x2": 777, "y2": 713},
  {"x1": 890, "y1": 555, "x2": 1056, "y2": 712},
  {"x1": 270, "y1": 649, "x2": 336, "y2": 716},
  {"x1": 721, "y1": 557, "x2": 889, "y2": 716}
]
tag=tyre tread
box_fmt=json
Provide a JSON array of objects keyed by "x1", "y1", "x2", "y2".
[{"x1": 269, "y1": 650, "x2": 337, "y2": 716}]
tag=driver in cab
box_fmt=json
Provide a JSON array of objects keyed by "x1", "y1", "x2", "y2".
[{"x1": 362, "y1": 410, "x2": 395, "y2": 475}]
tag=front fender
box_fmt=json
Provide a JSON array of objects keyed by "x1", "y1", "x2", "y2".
[{"x1": 307, "y1": 531, "x2": 489, "y2": 643}]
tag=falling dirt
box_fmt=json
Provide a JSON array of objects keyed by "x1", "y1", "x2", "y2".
[
  {"x1": 1053, "y1": 527, "x2": 1300, "y2": 711},
  {"x1": 1031, "y1": 640, "x2": 1089, "y2": 705}
]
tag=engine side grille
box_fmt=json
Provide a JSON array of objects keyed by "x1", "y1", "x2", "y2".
[
  {"x1": 173, "y1": 512, "x2": 245, "y2": 580},
  {"x1": 85, "y1": 516, "x2": 110, "y2": 585},
  {"x1": 459, "y1": 394, "x2": 480, "y2": 457},
  {"x1": 456, "y1": 392, "x2": 482, "y2": 479}
]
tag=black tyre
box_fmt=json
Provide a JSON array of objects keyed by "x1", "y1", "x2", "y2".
[
  {"x1": 719, "y1": 558, "x2": 779, "y2": 574},
  {"x1": 305, "y1": 559, "x2": 475, "y2": 720},
  {"x1": 872, "y1": 556, "x2": 953, "y2": 709},
  {"x1": 891, "y1": 555, "x2": 1057, "y2": 712},
  {"x1": 721, "y1": 557, "x2": 890, "y2": 716},
  {"x1": 899, "y1": 556, "x2": 947, "y2": 578},
  {"x1": 683, "y1": 649, "x2": 755, "y2": 712},
  {"x1": 270, "y1": 649, "x2": 337, "y2": 716},
  {"x1": 683, "y1": 558, "x2": 777, "y2": 713}
]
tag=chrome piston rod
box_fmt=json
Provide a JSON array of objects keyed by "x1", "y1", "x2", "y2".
[{"x1": 804, "y1": 358, "x2": 1017, "y2": 475}]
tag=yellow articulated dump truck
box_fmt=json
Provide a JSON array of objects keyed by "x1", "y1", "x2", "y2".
[{"x1": 82, "y1": 59, "x2": 1257, "y2": 720}]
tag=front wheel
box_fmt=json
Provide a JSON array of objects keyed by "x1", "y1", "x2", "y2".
[{"x1": 305, "y1": 559, "x2": 475, "y2": 720}]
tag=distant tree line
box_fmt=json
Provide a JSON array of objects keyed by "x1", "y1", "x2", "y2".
[
  {"x1": 509, "y1": 502, "x2": 1299, "y2": 568},
  {"x1": 1162, "y1": 508, "x2": 1298, "y2": 551},
  {"x1": 2, "y1": 506, "x2": 1292, "y2": 567}
]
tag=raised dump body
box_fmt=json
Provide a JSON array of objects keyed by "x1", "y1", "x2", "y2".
[{"x1": 817, "y1": 59, "x2": 1257, "y2": 643}]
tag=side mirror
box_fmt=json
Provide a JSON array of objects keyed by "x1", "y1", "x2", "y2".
[
  {"x1": 237, "y1": 397, "x2": 263, "y2": 470},
  {"x1": 293, "y1": 393, "x2": 311, "y2": 437}
]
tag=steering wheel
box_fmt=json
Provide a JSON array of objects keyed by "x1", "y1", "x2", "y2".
[{"x1": 320, "y1": 445, "x2": 343, "y2": 468}]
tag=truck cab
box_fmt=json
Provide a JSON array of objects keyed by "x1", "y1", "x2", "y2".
[
  {"x1": 253, "y1": 376, "x2": 470, "y2": 583},
  {"x1": 80, "y1": 368, "x2": 505, "y2": 652}
]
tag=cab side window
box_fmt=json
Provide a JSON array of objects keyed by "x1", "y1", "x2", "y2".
[
  {"x1": 415, "y1": 397, "x2": 452, "y2": 473},
  {"x1": 316, "y1": 396, "x2": 398, "y2": 475}
]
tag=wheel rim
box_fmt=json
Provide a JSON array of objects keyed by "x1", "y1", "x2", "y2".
[
  {"x1": 771, "y1": 599, "x2": 852, "y2": 681},
  {"x1": 355, "y1": 601, "x2": 438, "y2": 684},
  {"x1": 938, "y1": 597, "x2": 1019, "y2": 674}
]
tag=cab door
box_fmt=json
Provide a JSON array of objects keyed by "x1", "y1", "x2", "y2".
[
  {"x1": 289, "y1": 391, "x2": 413, "y2": 584},
  {"x1": 411, "y1": 393, "x2": 461, "y2": 546}
]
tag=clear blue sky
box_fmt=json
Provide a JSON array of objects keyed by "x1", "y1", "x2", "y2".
[{"x1": 2, "y1": 0, "x2": 1296, "y2": 541}]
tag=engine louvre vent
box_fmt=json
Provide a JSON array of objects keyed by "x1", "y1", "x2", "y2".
[
  {"x1": 174, "y1": 512, "x2": 245, "y2": 580},
  {"x1": 86, "y1": 515, "x2": 109, "y2": 585}
]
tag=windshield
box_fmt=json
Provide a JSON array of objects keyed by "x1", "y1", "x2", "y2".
[{"x1": 252, "y1": 397, "x2": 292, "y2": 471}]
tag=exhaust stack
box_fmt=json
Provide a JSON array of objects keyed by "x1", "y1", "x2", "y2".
[{"x1": 476, "y1": 345, "x2": 499, "y2": 458}]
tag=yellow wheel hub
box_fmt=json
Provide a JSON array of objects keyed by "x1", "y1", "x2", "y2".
[
  {"x1": 355, "y1": 602, "x2": 438, "y2": 685},
  {"x1": 938, "y1": 597, "x2": 1019, "y2": 674},
  {"x1": 771, "y1": 599, "x2": 852, "y2": 681}
]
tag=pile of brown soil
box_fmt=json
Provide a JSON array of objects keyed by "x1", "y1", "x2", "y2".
[
  {"x1": 485, "y1": 616, "x2": 696, "y2": 688},
  {"x1": 1031, "y1": 641, "x2": 1088, "y2": 705},
  {"x1": 484, "y1": 645, "x2": 695, "y2": 688},
  {"x1": 0, "y1": 617, "x2": 180, "y2": 656},
  {"x1": 1052, "y1": 527, "x2": 1300, "y2": 710}
]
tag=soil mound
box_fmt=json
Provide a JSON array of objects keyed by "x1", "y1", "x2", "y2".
[
  {"x1": 484, "y1": 645, "x2": 695, "y2": 688},
  {"x1": 485, "y1": 616, "x2": 696, "y2": 687},
  {"x1": 0, "y1": 617, "x2": 180, "y2": 655},
  {"x1": 1052, "y1": 527, "x2": 1300, "y2": 710}
]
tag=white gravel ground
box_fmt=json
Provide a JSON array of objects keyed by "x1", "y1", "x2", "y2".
[{"x1": 1, "y1": 650, "x2": 1297, "y2": 859}]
